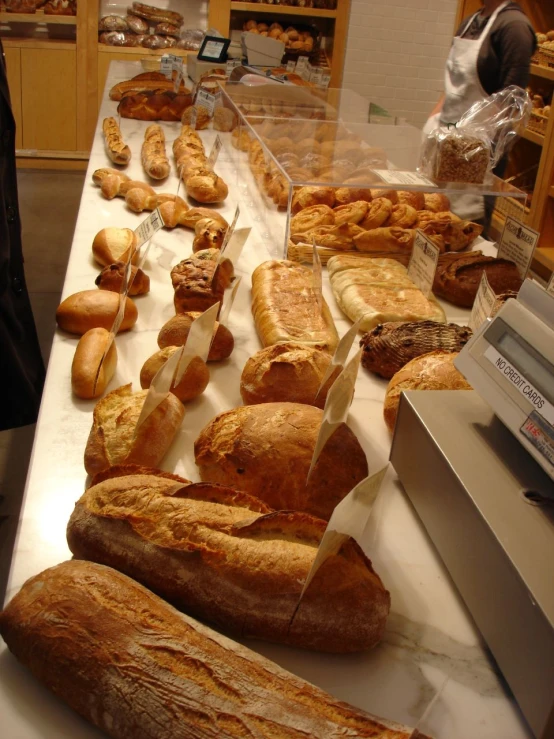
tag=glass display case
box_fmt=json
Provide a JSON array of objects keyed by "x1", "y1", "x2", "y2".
[{"x1": 220, "y1": 83, "x2": 528, "y2": 259}]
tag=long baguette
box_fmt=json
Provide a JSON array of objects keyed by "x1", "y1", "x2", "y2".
[
  {"x1": 67, "y1": 472, "x2": 390, "y2": 653},
  {"x1": 141, "y1": 123, "x2": 170, "y2": 180},
  {"x1": 0, "y1": 560, "x2": 416, "y2": 739},
  {"x1": 102, "y1": 117, "x2": 131, "y2": 166}
]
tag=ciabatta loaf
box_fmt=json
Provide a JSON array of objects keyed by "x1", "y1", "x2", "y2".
[
  {"x1": 67, "y1": 473, "x2": 390, "y2": 652},
  {"x1": 328, "y1": 255, "x2": 445, "y2": 332},
  {"x1": 84, "y1": 383, "x2": 184, "y2": 476},
  {"x1": 0, "y1": 560, "x2": 414, "y2": 738},
  {"x1": 251, "y1": 260, "x2": 339, "y2": 352},
  {"x1": 194, "y1": 402, "x2": 368, "y2": 520}
]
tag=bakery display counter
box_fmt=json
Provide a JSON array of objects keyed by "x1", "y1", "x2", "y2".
[{"x1": 0, "y1": 60, "x2": 534, "y2": 739}]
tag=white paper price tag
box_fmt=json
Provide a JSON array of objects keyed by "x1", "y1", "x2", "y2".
[
  {"x1": 319, "y1": 71, "x2": 331, "y2": 89},
  {"x1": 547, "y1": 272, "x2": 554, "y2": 297},
  {"x1": 174, "y1": 303, "x2": 220, "y2": 383},
  {"x1": 312, "y1": 238, "x2": 323, "y2": 312},
  {"x1": 219, "y1": 276, "x2": 242, "y2": 327},
  {"x1": 295, "y1": 466, "x2": 388, "y2": 604},
  {"x1": 208, "y1": 135, "x2": 223, "y2": 168},
  {"x1": 195, "y1": 88, "x2": 216, "y2": 115},
  {"x1": 172, "y1": 56, "x2": 184, "y2": 92},
  {"x1": 315, "y1": 320, "x2": 362, "y2": 402},
  {"x1": 498, "y1": 216, "x2": 539, "y2": 279},
  {"x1": 134, "y1": 207, "x2": 165, "y2": 247},
  {"x1": 160, "y1": 54, "x2": 174, "y2": 79},
  {"x1": 220, "y1": 205, "x2": 240, "y2": 257},
  {"x1": 134, "y1": 346, "x2": 185, "y2": 434},
  {"x1": 469, "y1": 272, "x2": 496, "y2": 332},
  {"x1": 371, "y1": 169, "x2": 436, "y2": 188},
  {"x1": 408, "y1": 230, "x2": 440, "y2": 297},
  {"x1": 286, "y1": 60, "x2": 296, "y2": 73},
  {"x1": 220, "y1": 227, "x2": 251, "y2": 269},
  {"x1": 310, "y1": 67, "x2": 322, "y2": 85},
  {"x1": 295, "y1": 55, "x2": 309, "y2": 72}
]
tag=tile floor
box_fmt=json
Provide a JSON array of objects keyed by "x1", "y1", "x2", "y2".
[{"x1": 0, "y1": 168, "x2": 85, "y2": 601}]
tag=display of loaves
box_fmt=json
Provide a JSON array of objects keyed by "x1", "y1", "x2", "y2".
[{"x1": 99, "y1": 2, "x2": 185, "y2": 49}]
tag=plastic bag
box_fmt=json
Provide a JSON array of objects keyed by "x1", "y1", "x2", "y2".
[
  {"x1": 176, "y1": 29, "x2": 205, "y2": 51},
  {"x1": 420, "y1": 85, "x2": 532, "y2": 184}
]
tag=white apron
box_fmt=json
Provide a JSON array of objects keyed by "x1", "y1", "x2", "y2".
[{"x1": 423, "y1": 1, "x2": 509, "y2": 220}]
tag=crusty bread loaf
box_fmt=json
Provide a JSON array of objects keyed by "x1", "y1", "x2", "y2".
[
  {"x1": 240, "y1": 342, "x2": 339, "y2": 408},
  {"x1": 67, "y1": 473, "x2": 390, "y2": 652},
  {"x1": 361, "y1": 321, "x2": 473, "y2": 379},
  {"x1": 433, "y1": 254, "x2": 522, "y2": 307},
  {"x1": 95, "y1": 262, "x2": 150, "y2": 296},
  {"x1": 194, "y1": 403, "x2": 368, "y2": 520},
  {"x1": 185, "y1": 168, "x2": 229, "y2": 203},
  {"x1": 171, "y1": 253, "x2": 234, "y2": 314},
  {"x1": 118, "y1": 91, "x2": 194, "y2": 122},
  {"x1": 71, "y1": 327, "x2": 117, "y2": 399},
  {"x1": 252, "y1": 260, "x2": 339, "y2": 352},
  {"x1": 141, "y1": 124, "x2": 170, "y2": 180},
  {"x1": 139, "y1": 348, "x2": 209, "y2": 402},
  {"x1": 102, "y1": 117, "x2": 131, "y2": 166},
  {"x1": 56, "y1": 290, "x2": 137, "y2": 335},
  {"x1": 109, "y1": 72, "x2": 189, "y2": 101},
  {"x1": 157, "y1": 312, "x2": 234, "y2": 361},
  {"x1": 92, "y1": 227, "x2": 138, "y2": 267},
  {"x1": 84, "y1": 383, "x2": 184, "y2": 476},
  {"x1": 383, "y1": 350, "x2": 472, "y2": 432},
  {"x1": 0, "y1": 560, "x2": 414, "y2": 738}
]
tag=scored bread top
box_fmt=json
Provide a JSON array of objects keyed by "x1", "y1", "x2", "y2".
[{"x1": 68, "y1": 474, "x2": 390, "y2": 653}]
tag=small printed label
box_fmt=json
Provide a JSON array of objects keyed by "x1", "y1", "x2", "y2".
[
  {"x1": 484, "y1": 345, "x2": 554, "y2": 426},
  {"x1": 408, "y1": 230, "x2": 440, "y2": 297},
  {"x1": 195, "y1": 88, "x2": 217, "y2": 115},
  {"x1": 309, "y1": 67, "x2": 322, "y2": 85},
  {"x1": 547, "y1": 272, "x2": 554, "y2": 296},
  {"x1": 225, "y1": 58, "x2": 241, "y2": 74},
  {"x1": 469, "y1": 272, "x2": 496, "y2": 332},
  {"x1": 498, "y1": 216, "x2": 539, "y2": 279},
  {"x1": 134, "y1": 208, "x2": 164, "y2": 247},
  {"x1": 319, "y1": 71, "x2": 331, "y2": 89},
  {"x1": 160, "y1": 54, "x2": 173, "y2": 79},
  {"x1": 295, "y1": 55, "x2": 309, "y2": 71},
  {"x1": 208, "y1": 135, "x2": 223, "y2": 168},
  {"x1": 286, "y1": 60, "x2": 296, "y2": 73},
  {"x1": 371, "y1": 169, "x2": 436, "y2": 188},
  {"x1": 520, "y1": 412, "x2": 554, "y2": 468},
  {"x1": 213, "y1": 90, "x2": 223, "y2": 110}
]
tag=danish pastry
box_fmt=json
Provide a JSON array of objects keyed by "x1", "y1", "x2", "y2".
[
  {"x1": 290, "y1": 204, "x2": 335, "y2": 234},
  {"x1": 388, "y1": 204, "x2": 418, "y2": 228},
  {"x1": 397, "y1": 190, "x2": 425, "y2": 210},
  {"x1": 423, "y1": 192, "x2": 451, "y2": 212},
  {"x1": 354, "y1": 227, "x2": 415, "y2": 253},
  {"x1": 333, "y1": 200, "x2": 370, "y2": 226},
  {"x1": 334, "y1": 185, "x2": 373, "y2": 206},
  {"x1": 293, "y1": 223, "x2": 365, "y2": 250},
  {"x1": 359, "y1": 197, "x2": 393, "y2": 230},
  {"x1": 370, "y1": 188, "x2": 398, "y2": 204},
  {"x1": 291, "y1": 186, "x2": 335, "y2": 214},
  {"x1": 417, "y1": 210, "x2": 461, "y2": 228}
]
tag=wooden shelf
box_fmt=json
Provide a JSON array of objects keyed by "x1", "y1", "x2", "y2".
[
  {"x1": 2, "y1": 37, "x2": 75, "y2": 50},
  {"x1": 229, "y1": 2, "x2": 337, "y2": 18},
  {"x1": 549, "y1": 186, "x2": 554, "y2": 199},
  {"x1": 0, "y1": 10, "x2": 76, "y2": 25},
  {"x1": 522, "y1": 128, "x2": 545, "y2": 146},
  {"x1": 530, "y1": 63, "x2": 554, "y2": 82},
  {"x1": 97, "y1": 43, "x2": 189, "y2": 57}
]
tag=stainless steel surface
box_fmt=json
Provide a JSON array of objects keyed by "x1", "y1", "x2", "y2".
[{"x1": 390, "y1": 390, "x2": 554, "y2": 739}]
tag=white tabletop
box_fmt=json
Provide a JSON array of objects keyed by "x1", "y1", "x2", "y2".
[{"x1": 0, "y1": 61, "x2": 532, "y2": 739}]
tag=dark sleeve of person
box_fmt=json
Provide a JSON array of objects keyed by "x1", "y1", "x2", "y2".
[{"x1": 493, "y1": 21, "x2": 537, "y2": 89}]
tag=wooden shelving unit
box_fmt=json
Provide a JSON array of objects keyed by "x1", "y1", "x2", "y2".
[
  {"x1": 208, "y1": 0, "x2": 351, "y2": 88},
  {"x1": 1, "y1": 2, "x2": 98, "y2": 168},
  {"x1": 455, "y1": 0, "x2": 554, "y2": 281}
]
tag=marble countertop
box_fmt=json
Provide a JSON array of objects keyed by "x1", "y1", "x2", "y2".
[{"x1": 0, "y1": 61, "x2": 533, "y2": 739}]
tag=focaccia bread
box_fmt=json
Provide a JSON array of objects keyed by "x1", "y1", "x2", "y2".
[
  {"x1": 84, "y1": 383, "x2": 184, "y2": 476},
  {"x1": 328, "y1": 255, "x2": 446, "y2": 331},
  {"x1": 195, "y1": 402, "x2": 368, "y2": 521},
  {"x1": 67, "y1": 473, "x2": 390, "y2": 653},
  {"x1": 251, "y1": 260, "x2": 339, "y2": 352},
  {"x1": 0, "y1": 560, "x2": 416, "y2": 738},
  {"x1": 384, "y1": 350, "x2": 472, "y2": 432}
]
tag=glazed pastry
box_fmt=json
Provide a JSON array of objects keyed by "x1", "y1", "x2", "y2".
[
  {"x1": 333, "y1": 200, "x2": 370, "y2": 226},
  {"x1": 354, "y1": 228, "x2": 415, "y2": 253},
  {"x1": 359, "y1": 198, "x2": 393, "y2": 230},
  {"x1": 292, "y1": 223, "x2": 365, "y2": 250},
  {"x1": 388, "y1": 204, "x2": 418, "y2": 228},
  {"x1": 397, "y1": 190, "x2": 425, "y2": 210},
  {"x1": 289, "y1": 204, "x2": 335, "y2": 234},
  {"x1": 370, "y1": 188, "x2": 398, "y2": 204},
  {"x1": 291, "y1": 186, "x2": 335, "y2": 214},
  {"x1": 334, "y1": 185, "x2": 373, "y2": 205},
  {"x1": 416, "y1": 210, "x2": 461, "y2": 228},
  {"x1": 423, "y1": 192, "x2": 451, "y2": 212}
]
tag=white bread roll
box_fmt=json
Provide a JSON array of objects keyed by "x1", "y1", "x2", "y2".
[
  {"x1": 71, "y1": 327, "x2": 117, "y2": 399},
  {"x1": 92, "y1": 227, "x2": 138, "y2": 267},
  {"x1": 56, "y1": 290, "x2": 137, "y2": 335}
]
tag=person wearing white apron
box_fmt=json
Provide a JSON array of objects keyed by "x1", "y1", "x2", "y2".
[{"x1": 423, "y1": 0, "x2": 535, "y2": 224}]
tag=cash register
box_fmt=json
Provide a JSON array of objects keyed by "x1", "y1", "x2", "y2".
[{"x1": 390, "y1": 280, "x2": 554, "y2": 739}]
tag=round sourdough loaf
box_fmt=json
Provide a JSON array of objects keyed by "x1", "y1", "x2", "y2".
[
  {"x1": 240, "y1": 343, "x2": 339, "y2": 409},
  {"x1": 157, "y1": 312, "x2": 234, "y2": 361},
  {"x1": 194, "y1": 403, "x2": 368, "y2": 520},
  {"x1": 383, "y1": 350, "x2": 472, "y2": 432}
]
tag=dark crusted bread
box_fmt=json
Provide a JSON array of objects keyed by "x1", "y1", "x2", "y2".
[
  {"x1": 360, "y1": 321, "x2": 473, "y2": 379},
  {"x1": 433, "y1": 254, "x2": 522, "y2": 308}
]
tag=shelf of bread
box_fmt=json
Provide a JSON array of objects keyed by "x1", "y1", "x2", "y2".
[
  {"x1": 1, "y1": 35, "x2": 74, "y2": 48},
  {"x1": 230, "y1": 2, "x2": 337, "y2": 18},
  {"x1": 530, "y1": 63, "x2": 554, "y2": 82},
  {"x1": 0, "y1": 9, "x2": 76, "y2": 24},
  {"x1": 98, "y1": 42, "x2": 189, "y2": 57}
]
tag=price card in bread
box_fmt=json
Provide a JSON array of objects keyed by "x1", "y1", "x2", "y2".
[
  {"x1": 295, "y1": 466, "x2": 388, "y2": 607},
  {"x1": 371, "y1": 170, "x2": 436, "y2": 188},
  {"x1": 195, "y1": 88, "x2": 217, "y2": 116},
  {"x1": 134, "y1": 207, "x2": 165, "y2": 247},
  {"x1": 220, "y1": 227, "x2": 251, "y2": 271},
  {"x1": 219, "y1": 276, "x2": 242, "y2": 327},
  {"x1": 408, "y1": 230, "x2": 440, "y2": 297},
  {"x1": 470, "y1": 272, "x2": 496, "y2": 332},
  {"x1": 312, "y1": 238, "x2": 323, "y2": 312},
  {"x1": 134, "y1": 344, "x2": 187, "y2": 435},
  {"x1": 498, "y1": 216, "x2": 539, "y2": 279},
  {"x1": 315, "y1": 320, "x2": 362, "y2": 402},
  {"x1": 174, "y1": 303, "x2": 220, "y2": 383},
  {"x1": 286, "y1": 60, "x2": 296, "y2": 73},
  {"x1": 307, "y1": 349, "x2": 362, "y2": 482},
  {"x1": 220, "y1": 205, "x2": 240, "y2": 255},
  {"x1": 160, "y1": 54, "x2": 174, "y2": 79},
  {"x1": 208, "y1": 135, "x2": 223, "y2": 169},
  {"x1": 319, "y1": 71, "x2": 331, "y2": 90}
]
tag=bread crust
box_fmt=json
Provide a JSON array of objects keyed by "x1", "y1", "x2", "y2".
[
  {"x1": 67, "y1": 475, "x2": 390, "y2": 653},
  {"x1": 157, "y1": 312, "x2": 234, "y2": 361},
  {"x1": 71, "y1": 328, "x2": 118, "y2": 399},
  {"x1": 84, "y1": 383, "x2": 185, "y2": 476},
  {"x1": 0, "y1": 560, "x2": 413, "y2": 737},
  {"x1": 95, "y1": 262, "x2": 150, "y2": 296},
  {"x1": 140, "y1": 349, "x2": 210, "y2": 402},
  {"x1": 56, "y1": 290, "x2": 137, "y2": 335},
  {"x1": 194, "y1": 402, "x2": 368, "y2": 520},
  {"x1": 433, "y1": 255, "x2": 522, "y2": 307}
]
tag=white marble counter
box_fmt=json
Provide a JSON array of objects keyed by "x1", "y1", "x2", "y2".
[{"x1": 0, "y1": 61, "x2": 533, "y2": 739}]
